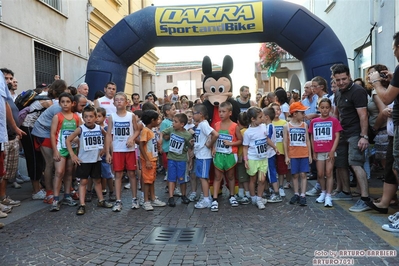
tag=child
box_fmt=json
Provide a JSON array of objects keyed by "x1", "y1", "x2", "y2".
[
  {"x1": 235, "y1": 112, "x2": 251, "y2": 205},
  {"x1": 284, "y1": 102, "x2": 312, "y2": 206},
  {"x1": 50, "y1": 92, "x2": 81, "y2": 211},
  {"x1": 161, "y1": 113, "x2": 193, "y2": 207},
  {"x1": 105, "y1": 92, "x2": 140, "y2": 212},
  {"x1": 96, "y1": 107, "x2": 116, "y2": 202},
  {"x1": 184, "y1": 110, "x2": 197, "y2": 201},
  {"x1": 271, "y1": 103, "x2": 289, "y2": 197},
  {"x1": 66, "y1": 105, "x2": 113, "y2": 215},
  {"x1": 243, "y1": 107, "x2": 278, "y2": 210},
  {"x1": 309, "y1": 98, "x2": 342, "y2": 207},
  {"x1": 263, "y1": 107, "x2": 282, "y2": 203},
  {"x1": 180, "y1": 98, "x2": 190, "y2": 113},
  {"x1": 139, "y1": 110, "x2": 166, "y2": 210},
  {"x1": 193, "y1": 104, "x2": 219, "y2": 209},
  {"x1": 211, "y1": 102, "x2": 242, "y2": 212},
  {"x1": 160, "y1": 103, "x2": 178, "y2": 194},
  {"x1": 168, "y1": 86, "x2": 179, "y2": 103}
]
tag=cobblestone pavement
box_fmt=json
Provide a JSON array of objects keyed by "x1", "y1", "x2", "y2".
[{"x1": 0, "y1": 173, "x2": 398, "y2": 265}]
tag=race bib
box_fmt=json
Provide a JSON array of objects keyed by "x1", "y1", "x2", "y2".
[
  {"x1": 61, "y1": 129, "x2": 78, "y2": 149},
  {"x1": 194, "y1": 129, "x2": 200, "y2": 143},
  {"x1": 275, "y1": 126, "x2": 284, "y2": 143},
  {"x1": 289, "y1": 127, "x2": 306, "y2": 147},
  {"x1": 313, "y1": 121, "x2": 332, "y2": 141},
  {"x1": 83, "y1": 130, "x2": 103, "y2": 151},
  {"x1": 255, "y1": 138, "x2": 268, "y2": 158},
  {"x1": 151, "y1": 138, "x2": 158, "y2": 157},
  {"x1": 216, "y1": 133, "x2": 233, "y2": 154},
  {"x1": 114, "y1": 121, "x2": 130, "y2": 142},
  {"x1": 169, "y1": 133, "x2": 185, "y2": 154}
]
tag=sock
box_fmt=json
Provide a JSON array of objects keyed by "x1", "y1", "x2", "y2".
[
  {"x1": 54, "y1": 196, "x2": 60, "y2": 201},
  {"x1": 238, "y1": 188, "x2": 244, "y2": 198},
  {"x1": 245, "y1": 191, "x2": 251, "y2": 198},
  {"x1": 64, "y1": 193, "x2": 70, "y2": 198},
  {"x1": 321, "y1": 190, "x2": 326, "y2": 194},
  {"x1": 326, "y1": 193, "x2": 331, "y2": 198},
  {"x1": 361, "y1": 197, "x2": 370, "y2": 202},
  {"x1": 300, "y1": 193, "x2": 305, "y2": 197},
  {"x1": 251, "y1": 196, "x2": 257, "y2": 204}
]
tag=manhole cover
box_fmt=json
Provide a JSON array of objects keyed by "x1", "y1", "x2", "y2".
[{"x1": 143, "y1": 227, "x2": 205, "y2": 245}]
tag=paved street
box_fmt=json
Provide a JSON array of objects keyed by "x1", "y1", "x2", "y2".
[{"x1": 0, "y1": 158, "x2": 398, "y2": 265}]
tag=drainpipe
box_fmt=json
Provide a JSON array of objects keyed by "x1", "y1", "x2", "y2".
[{"x1": 369, "y1": 0, "x2": 376, "y2": 26}]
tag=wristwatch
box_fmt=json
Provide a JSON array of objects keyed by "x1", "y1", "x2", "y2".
[{"x1": 360, "y1": 135, "x2": 369, "y2": 140}]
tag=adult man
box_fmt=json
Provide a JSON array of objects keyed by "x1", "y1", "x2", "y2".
[
  {"x1": 94, "y1": 82, "x2": 117, "y2": 119},
  {"x1": 332, "y1": 64, "x2": 370, "y2": 212},
  {"x1": 10, "y1": 78, "x2": 18, "y2": 101},
  {"x1": 236, "y1": 85, "x2": 256, "y2": 113},
  {"x1": 0, "y1": 68, "x2": 26, "y2": 215},
  {"x1": 77, "y1": 82, "x2": 89, "y2": 97},
  {"x1": 302, "y1": 81, "x2": 318, "y2": 125},
  {"x1": 256, "y1": 93, "x2": 263, "y2": 105},
  {"x1": 131, "y1": 93, "x2": 142, "y2": 111}
]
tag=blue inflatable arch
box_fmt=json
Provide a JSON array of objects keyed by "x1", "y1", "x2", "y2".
[{"x1": 85, "y1": 0, "x2": 347, "y2": 100}]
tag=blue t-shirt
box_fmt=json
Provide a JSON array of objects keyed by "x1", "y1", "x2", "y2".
[{"x1": 160, "y1": 118, "x2": 173, "y2": 152}]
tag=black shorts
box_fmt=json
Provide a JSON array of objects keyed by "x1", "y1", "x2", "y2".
[{"x1": 76, "y1": 161, "x2": 101, "y2": 179}]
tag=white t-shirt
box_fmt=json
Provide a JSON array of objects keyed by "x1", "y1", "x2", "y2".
[
  {"x1": 243, "y1": 124, "x2": 269, "y2": 160},
  {"x1": 279, "y1": 102, "x2": 290, "y2": 120},
  {"x1": 184, "y1": 123, "x2": 195, "y2": 131},
  {"x1": 111, "y1": 112, "x2": 134, "y2": 152},
  {"x1": 194, "y1": 120, "x2": 214, "y2": 159}
]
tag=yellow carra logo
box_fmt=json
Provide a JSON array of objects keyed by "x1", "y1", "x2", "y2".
[{"x1": 159, "y1": 5, "x2": 255, "y2": 24}]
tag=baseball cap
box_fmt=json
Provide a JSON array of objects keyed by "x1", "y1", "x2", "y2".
[
  {"x1": 292, "y1": 89, "x2": 299, "y2": 94},
  {"x1": 289, "y1": 101, "x2": 309, "y2": 114}
]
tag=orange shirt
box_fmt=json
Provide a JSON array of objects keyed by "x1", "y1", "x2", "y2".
[
  {"x1": 139, "y1": 127, "x2": 158, "y2": 162},
  {"x1": 214, "y1": 121, "x2": 239, "y2": 154},
  {"x1": 287, "y1": 122, "x2": 309, "y2": 159}
]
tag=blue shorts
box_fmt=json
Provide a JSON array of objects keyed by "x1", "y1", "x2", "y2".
[
  {"x1": 267, "y1": 155, "x2": 277, "y2": 183},
  {"x1": 195, "y1": 158, "x2": 212, "y2": 179},
  {"x1": 290, "y1": 157, "x2": 309, "y2": 175},
  {"x1": 167, "y1": 160, "x2": 188, "y2": 184},
  {"x1": 101, "y1": 157, "x2": 113, "y2": 179}
]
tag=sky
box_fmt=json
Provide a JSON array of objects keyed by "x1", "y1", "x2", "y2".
[{"x1": 152, "y1": 0, "x2": 305, "y2": 97}]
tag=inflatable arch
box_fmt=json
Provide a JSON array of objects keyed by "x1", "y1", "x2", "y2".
[{"x1": 85, "y1": 0, "x2": 347, "y2": 100}]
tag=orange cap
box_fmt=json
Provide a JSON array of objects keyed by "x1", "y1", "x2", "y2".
[{"x1": 289, "y1": 101, "x2": 309, "y2": 114}]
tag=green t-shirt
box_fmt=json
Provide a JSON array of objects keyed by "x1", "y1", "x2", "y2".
[{"x1": 162, "y1": 127, "x2": 193, "y2": 161}]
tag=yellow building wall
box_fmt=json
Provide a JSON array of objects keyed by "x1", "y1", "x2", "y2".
[{"x1": 89, "y1": 0, "x2": 158, "y2": 96}]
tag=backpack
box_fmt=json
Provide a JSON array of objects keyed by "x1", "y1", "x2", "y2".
[{"x1": 15, "y1": 90, "x2": 50, "y2": 111}]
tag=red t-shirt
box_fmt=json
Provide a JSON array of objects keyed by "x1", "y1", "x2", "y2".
[{"x1": 309, "y1": 116, "x2": 343, "y2": 153}]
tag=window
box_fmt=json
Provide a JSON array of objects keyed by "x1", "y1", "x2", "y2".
[
  {"x1": 355, "y1": 45, "x2": 371, "y2": 79},
  {"x1": 41, "y1": 0, "x2": 61, "y2": 11},
  {"x1": 167, "y1": 75, "x2": 173, "y2": 83},
  {"x1": 35, "y1": 42, "x2": 60, "y2": 85}
]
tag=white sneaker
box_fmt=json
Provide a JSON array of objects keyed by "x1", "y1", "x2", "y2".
[
  {"x1": 210, "y1": 200, "x2": 219, "y2": 212},
  {"x1": 124, "y1": 183, "x2": 131, "y2": 189},
  {"x1": 256, "y1": 200, "x2": 266, "y2": 210},
  {"x1": 131, "y1": 198, "x2": 139, "y2": 209},
  {"x1": 12, "y1": 182, "x2": 21, "y2": 189},
  {"x1": 32, "y1": 190, "x2": 46, "y2": 200},
  {"x1": 142, "y1": 201, "x2": 154, "y2": 211},
  {"x1": 279, "y1": 188, "x2": 285, "y2": 197},
  {"x1": 174, "y1": 187, "x2": 182, "y2": 197},
  {"x1": 388, "y1": 211, "x2": 399, "y2": 223},
  {"x1": 316, "y1": 193, "x2": 326, "y2": 203},
  {"x1": 194, "y1": 199, "x2": 210, "y2": 209},
  {"x1": 188, "y1": 192, "x2": 197, "y2": 202},
  {"x1": 152, "y1": 198, "x2": 166, "y2": 207},
  {"x1": 324, "y1": 196, "x2": 333, "y2": 207}
]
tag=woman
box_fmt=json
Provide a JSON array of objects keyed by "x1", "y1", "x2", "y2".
[
  {"x1": 259, "y1": 95, "x2": 270, "y2": 109},
  {"x1": 275, "y1": 88, "x2": 289, "y2": 120}
]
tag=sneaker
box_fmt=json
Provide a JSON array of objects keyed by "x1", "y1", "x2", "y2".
[
  {"x1": 188, "y1": 192, "x2": 197, "y2": 202},
  {"x1": 1, "y1": 196, "x2": 21, "y2": 207},
  {"x1": 112, "y1": 201, "x2": 123, "y2": 212},
  {"x1": 131, "y1": 198, "x2": 140, "y2": 209},
  {"x1": 71, "y1": 190, "x2": 79, "y2": 200},
  {"x1": 269, "y1": 194, "x2": 282, "y2": 203},
  {"x1": 388, "y1": 212, "x2": 399, "y2": 223},
  {"x1": 382, "y1": 220, "x2": 399, "y2": 233},
  {"x1": 0, "y1": 211, "x2": 8, "y2": 218},
  {"x1": 32, "y1": 190, "x2": 46, "y2": 200},
  {"x1": 256, "y1": 200, "x2": 266, "y2": 209},
  {"x1": 43, "y1": 194, "x2": 54, "y2": 204},
  {"x1": 124, "y1": 183, "x2": 131, "y2": 189},
  {"x1": 62, "y1": 196, "x2": 77, "y2": 206},
  {"x1": 238, "y1": 196, "x2": 251, "y2": 205},
  {"x1": 331, "y1": 191, "x2": 352, "y2": 201},
  {"x1": 290, "y1": 194, "x2": 300, "y2": 205},
  {"x1": 152, "y1": 198, "x2": 166, "y2": 207},
  {"x1": 195, "y1": 199, "x2": 210, "y2": 209},
  {"x1": 168, "y1": 197, "x2": 176, "y2": 207},
  {"x1": 109, "y1": 193, "x2": 116, "y2": 202},
  {"x1": 324, "y1": 196, "x2": 333, "y2": 207},
  {"x1": 305, "y1": 187, "x2": 321, "y2": 197},
  {"x1": 76, "y1": 205, "x2": 86, "y2": 215},
  {"x1": 299, "y1": 196, "x2": 307, "y2": 206},
  {"x1": 15, "y1": 177, "x2": 25, "y2": 184},
  {"x1": 349, "y1": 199, "x2": 372, "y2": 212},
  {"x1": 17, "y1": 172, "x2": 30, "y2": 182},
  {"x1": 316, "y1": 193, "x2": 326, "y2": 203},
  {"x1": 97, "y1": 200, "x2": 113, "y2": 208},
  {"x1": 279, "y1": 188, "x2": 286, "y2": 197},
  {"x1": 284, "y1": 182, "x2": 291, "y2": 189},
  {"x1": 139, "y1": 197, "x2": 144, "y2": 206},
  {"x1": 262, "y1": 191, "x2": 271, "y2": 198},
  {"x1": 181, "y1": 195, "x2": 190, "y2": 204},
  {"x1": 174, "y1": 187, "x2": 182, "y2": 197},
  {"x1": 85, "y1": 192, "x2": 92, "y2": 202},
  {"x1": 142, "y1": 201, "x2": 154, "y2": 211},
  {"x1": 102, "y1": 189, "x2": 107, "y2": 196},
  {"x1": 210, "y1": 200, "x2": 219, "y2": 212},
  {"x1": 50, "y1": 200, "x2": 61, "y2": 212},
  {"x1": 12, "y1": 182, "x2": 21, "y2": 189},
  {"x1": 0, "y1": 203, "x2": 12, "y2": 214},
  {"x1": 229, "y1": 196, "x2": 239, "y2": 207}
]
